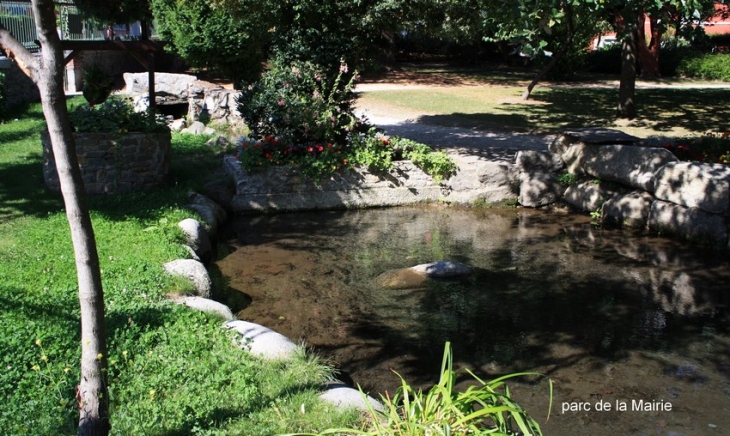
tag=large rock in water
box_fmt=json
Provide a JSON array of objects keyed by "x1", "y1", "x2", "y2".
[{"x1": 376, "y1": 261, "x2": 473, "y2": 290}]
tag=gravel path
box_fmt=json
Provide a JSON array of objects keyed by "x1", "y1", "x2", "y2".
[{"x1": 354, "y1": 85, "x2": 555, "y2": 162}]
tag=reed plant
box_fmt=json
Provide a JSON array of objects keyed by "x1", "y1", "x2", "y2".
[{"x1": 291, "y1": 342, "x2": 552, "y2": 436}]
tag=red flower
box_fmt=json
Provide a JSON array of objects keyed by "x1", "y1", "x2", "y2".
[
  {"x1": 307, "y1": 146, "x2": 314, "y2": 153},
  {"x1": 316, "y1": 145, "x2": 324, "y2": 152}
]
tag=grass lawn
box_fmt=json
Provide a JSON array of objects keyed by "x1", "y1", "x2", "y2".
[
  {"x1": 0, "y1": 101, "x2": 359, "y2": 435},
  {"x1": 357, "y1": 64, "x2": 730, "y2": 138}
]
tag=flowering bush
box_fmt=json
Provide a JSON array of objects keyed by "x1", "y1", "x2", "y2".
[
  {"x1": 236, "y1": 130, "x2": 456, "y2": 182},
  {"x1": 661, "y1": 131, "x2": 730, "y2": 165},
  {"x1": 236, "y1": 55, "x2": 365, "y2": 147},
  {"x1": 236, "y1": 57, "x2": 456, "y2": 182}
]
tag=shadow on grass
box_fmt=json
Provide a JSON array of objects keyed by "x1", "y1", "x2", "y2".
[
  {"x1": 412, "y1": 87, "x2": 730, "y2": 134},
  {"x1": 0, "y1": 158, "x2": 64, "y2": 222}
]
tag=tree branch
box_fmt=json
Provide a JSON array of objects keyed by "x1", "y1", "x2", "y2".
[{"x1": 0, "y1": 27, "x2": 39, "y2": 80}]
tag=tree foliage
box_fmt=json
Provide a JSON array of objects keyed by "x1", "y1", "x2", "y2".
[
  {"x1": 74, "y1": 0, "x2": 152, "y2": 23},
  {"x1": 151, "y1": 0, "x2": 274, "y2": 84}
]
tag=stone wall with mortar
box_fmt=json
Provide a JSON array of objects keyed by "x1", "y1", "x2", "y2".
[{"x1": 42, "y1": 131, "x2": 171, "y2": 194}]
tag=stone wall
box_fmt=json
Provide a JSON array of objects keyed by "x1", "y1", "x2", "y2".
[
  {"x1": 224, "y1": 157, "x2": 445, "y2": 212},
  {"x1": 42, "y1": 131, "x2": 171, "y2": 194},
  {"x1": 222, "y1": 127, "x2": 729, "y2": 249},
  {"x1": 528, "y1": 128, "x2": 730, "y2": 249}
]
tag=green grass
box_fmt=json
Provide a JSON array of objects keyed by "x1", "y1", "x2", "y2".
[
  {"x1": 0, "y1": 102, "x2": 360, "y2": 435},
  {"x1": 358, "y1": 67, "x2": 730, "y2": 138}
]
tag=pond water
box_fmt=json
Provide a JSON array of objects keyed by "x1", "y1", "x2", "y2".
[{"x1": 216, "y1": 205, "x2": 730, "y2": 435}]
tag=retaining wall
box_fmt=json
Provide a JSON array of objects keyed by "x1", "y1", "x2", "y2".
[{"x1": 42, "y1": 131, "x2": 171, "y2": 194}]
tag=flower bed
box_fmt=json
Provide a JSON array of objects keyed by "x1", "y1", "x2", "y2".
[{"x1": 660, "y1": 131, "x2": 730, "y2": 164}]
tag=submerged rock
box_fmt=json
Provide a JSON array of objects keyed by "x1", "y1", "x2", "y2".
[
  {"x1": 410, "y1": 260, "x2": 473, "y2": 278},
  {"x1": 376, "y1": 260, "x2": 473, "y2": 289},
  {"x1": 376, "y1": 268, "x2": 430, "y2": 290}
]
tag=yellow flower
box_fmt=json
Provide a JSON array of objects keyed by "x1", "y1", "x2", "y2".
[
  {"x1": 41, "y1": 355, "x2": 48, "y2": 362},
  {"x1": 35, "y1": 339, "x2": 42, "y2": 347},
  {"x1": 32, "y1": 364, "x2": 40, "y2": 371},
  {"x1": 96, "y1": 353, "x2": 103, "y2": 361}
]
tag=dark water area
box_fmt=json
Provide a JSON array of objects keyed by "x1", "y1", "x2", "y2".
[{"x1": 216, "y1": 205, "x2": 730, "y2": 435}]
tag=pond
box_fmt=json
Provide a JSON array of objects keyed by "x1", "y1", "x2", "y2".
[{"x1": 216, "y1": 205, "x2": 730, "y2": 435}]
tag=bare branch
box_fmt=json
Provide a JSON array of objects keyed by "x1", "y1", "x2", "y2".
[{"x1": 0, "y1": 27, "x2": 39, "y2": 80}]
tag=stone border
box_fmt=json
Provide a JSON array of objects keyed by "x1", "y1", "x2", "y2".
[
  {"x1": 162, "y1": 191, "x2": 383, "y2": 413},
  {"x1": 224, "y1": 128, "x2": 729, "y2": 250}
]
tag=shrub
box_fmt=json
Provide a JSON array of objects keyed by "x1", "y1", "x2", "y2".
[
  {"x1": 236, "y1": 130, "x2": 456, "y2": 182},
  {"x1": 676, "y1": 52, "x2": 730, "y2": 81},
  {"x1": 237, "y1": 56, "x2": 364, "y2": 146},
  {"x1": 236, "y1": 58, "x2": 456, "y2": 181},
  {"x1": 69, "y1": 97, "x2": 169, "y2": 134},
  {"x1": 583, "y1": 45, "x2": 622, "y2": 75}
]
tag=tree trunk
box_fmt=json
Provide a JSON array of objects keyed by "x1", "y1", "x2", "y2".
[
  {"x1": 0, "y1": 1, "x2": 110, "y2": 435},
  {"x1": 612, "y1": 11, "x2": 638, "y2": 119},
  {"x1": 618, "y1": 35, "x2": 637, "y2": 118},
  {"x1": 522, "y1": 1, "x2": 575, "y2": 100},
  {"x1": 636, "y1": 13, "x2": 661, "y2": 78}
]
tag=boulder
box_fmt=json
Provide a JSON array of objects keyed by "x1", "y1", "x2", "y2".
[
  {"x1": 162, "y1": 259, "x2": 213, "y2": 298},
  {"x1": 648, "y1": 200, "x2": 728, "y2": 246},
  {"x1": 224, "y1": 320, "x2": 298, "y2": 360},
  {"x1": 189, "y1": 192, "x2": 227, "y2": 225},
  {"x1": 177, "y1": 218, "x2": 212, "y2": 264},
  {"x1": 563, "y1": 181, "x2": 618, "y2": 213},
  {"x1": 410, "y1": 260, "x2": 472, "y2": 278},
  {"x1": 318, "y1": 383, "x2": 385, "y2": 413},
  {"x1": 188, "y1": 204, "x2": 218, "y2": 237},
  {"x1": 573, "y1": 144, "x2": 677, "y2": 192},
  {"x1": 187, "y1": 82, "x2": 242, "y2": 126},
  {"x1": 173, "y1": 296, "x2": 235, "y2": 320},
  {"x1": 202, "y1": 178, "x2": 235, "y2": 211},
  {"x1": 182, "y1": 121, "x2": 216, "y2": 135},
  {"x1": 515, "y1": 150, "x2": 564, "y2": 173},
  {"x1": 550, "y1": 128, "x2": 639, "y2": 154},
  {"x1": 518, "y1": 170, "x2": 564, "y2": 207},
  {"x1": 123, "y1": 72, "x2": 198, "y2": 105},
  {"x1": 601, "y1": 191, "x2": 655, "y2": 228},
  {"x1": 446, "y1": 158, "x2": 518, "y2": 205},
  {"x1": 169, "y1": 119, "x2": 186, "y2": 132},
  {"x1": 653, "y1": 161, "x2": 730, "y2": 214}
]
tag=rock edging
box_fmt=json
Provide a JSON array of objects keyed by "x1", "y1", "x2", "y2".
[{"x1": 161, "y1": 191, "x2": 383, "y2": 413}]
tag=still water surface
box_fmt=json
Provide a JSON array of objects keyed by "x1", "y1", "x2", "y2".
[{"x1": 216, "y1": 205, "x2": 729, "y2": 435}]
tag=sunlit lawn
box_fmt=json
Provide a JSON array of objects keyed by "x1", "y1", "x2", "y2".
[{"x1": 357, "y1": 67, "x2": 730, "y2": 138}]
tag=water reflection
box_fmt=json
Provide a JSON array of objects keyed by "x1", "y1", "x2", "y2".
[{"x1": 217, "y1": 205, "x2": 730, "y2": 435}]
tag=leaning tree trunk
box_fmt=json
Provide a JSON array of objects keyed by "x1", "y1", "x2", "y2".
[
  {"x1": 1, "y1": 1, "x2": 110, "y2": 434},
  {"x1": 522, "y1": 1, "x2": 575, "y2": 100}
]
